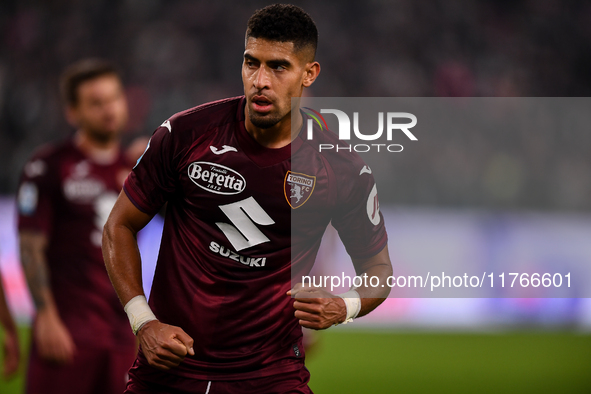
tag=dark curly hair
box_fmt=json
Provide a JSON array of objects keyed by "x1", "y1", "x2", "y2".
[
  {"x1": 60, "y1": 58, "x2": 121, "y2": 106},
  {"x1": 246, "y1": 4, "x2": 318, "y2": 60}
]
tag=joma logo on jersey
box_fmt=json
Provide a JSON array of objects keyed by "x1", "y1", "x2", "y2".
[
  {"x1": 303, "y1": 108, "x2": 417, "y2": 153},
  {"x1": 188, "y1": 161, "x2": 245, "y2": 195},
  {"x1": 284, "y1": 171, "x2": 316, "y2": 209}
]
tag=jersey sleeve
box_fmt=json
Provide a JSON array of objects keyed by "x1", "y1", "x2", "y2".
[
  {"x1": 330, "y1": 163, "x2": 388, "y2": 260},
  {"x1": 123, "y1": 122, "x2": 178, "y2": 214},
  {"x1": 17, "y1": 150, "x2": 58, "y2": 236}
]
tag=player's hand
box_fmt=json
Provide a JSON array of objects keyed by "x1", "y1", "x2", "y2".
[
  {"x1": 34, "y1": 308, "x2": 76, "y2": 364},
  {"x1": 2, "y1": 329, "x2": 20, "y2": 377},
  {"x1": 137, "y1": 320, "x2": 195, "y2": 370},
  {"x1": 287, "y1": 286, "x2": 347, "y2": 330}
]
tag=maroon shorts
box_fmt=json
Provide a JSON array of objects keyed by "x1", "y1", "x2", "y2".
[
  {"x1": 26, "y1": 341, "x2": 137, "y2": 394},
  {"x1": 125, "y1": 360, "x2": 313, "y2": 394}
]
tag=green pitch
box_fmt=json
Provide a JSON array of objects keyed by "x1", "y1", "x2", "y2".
[
  {"x1": 1, "y1": 327, "x2": 590, "y2": 393},
  {"x1": 0, "y1": 326, "x2": 30, "y2": 393},
  {"x1": 306, "y1": 329, "x2": 591, "y2": 393}
]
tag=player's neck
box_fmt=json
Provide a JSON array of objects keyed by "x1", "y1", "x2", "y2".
[
  {"x1": 244, "y1": 109, "x2": 303, "y2": 149},
  {"x1": 74, "y1": 130, "x2": 120, "y2": 165}
]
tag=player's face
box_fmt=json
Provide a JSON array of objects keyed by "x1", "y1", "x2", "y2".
[
  {"x1": 242, "y1": 37, "x2": 318, "y2": 130},
  {"x1": 68, "y1": 75, "x2": 128, "y2": 142}
]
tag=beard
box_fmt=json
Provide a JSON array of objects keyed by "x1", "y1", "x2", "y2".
[
  {"x1": 85, "y1": 124, "x2": 118, "y2": 144},
  {"x1": 248, "y1": 111, "x2": 283, "y2": 129}
]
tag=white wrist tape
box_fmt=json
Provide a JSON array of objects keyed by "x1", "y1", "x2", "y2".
[
  {"x1": 337, "y1": 289, "x2": 361, "y2": 324},
  {"x1": 124, "y1": 295, "x2": 157, "y2": 335}
]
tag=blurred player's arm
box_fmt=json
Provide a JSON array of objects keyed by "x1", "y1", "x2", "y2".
[
  {"x1": 290, "y1": 245, "x2": 392, "y2": 330},
  {"x1": 103, "y1": 191, "x2": 194, "y2": 370},
  {"x1": 19, "y1": 231, "x2": 75, "y2": 364},
  {"x1": 351, "y1": 244, "x2": 392, "y2": 316},
  {"x1": 0, "y1": 270, "x2": 19, "y2": 377}
]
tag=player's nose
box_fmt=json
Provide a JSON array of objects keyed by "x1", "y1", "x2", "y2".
[{"x1": 253, "y1": 66, "x2": 270, "y2": 90}]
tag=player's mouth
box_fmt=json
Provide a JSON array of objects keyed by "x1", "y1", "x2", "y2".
[{"x1": 251, "y1": 95, "x2": 273, "y2": 113}]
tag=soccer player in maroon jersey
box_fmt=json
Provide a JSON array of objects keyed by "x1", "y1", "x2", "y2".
[
  {"x1": 103, "y1": 4, "x2": 393, "y2": 393},
  {"x1": 17, "y1": 59, "x2": 137, "y2": 393}
]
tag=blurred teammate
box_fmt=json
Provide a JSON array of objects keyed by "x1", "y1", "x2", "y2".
[
  {"x1": 103, "y1": 4, "x2": 392, "y2": 393},
  {"x1": 0, "y1": 269, "x2": 20, "y2": 378},
  {"x1": 17, "y1": 59, "x2": 137, "y2": 393}
]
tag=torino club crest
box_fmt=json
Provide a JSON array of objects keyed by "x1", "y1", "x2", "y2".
[{"x1": 284, "y1": 171, "x2": 316, "y2": 209}]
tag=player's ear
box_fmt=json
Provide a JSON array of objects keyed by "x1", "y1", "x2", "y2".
[
  {"x1": 302, "y1": 61, "x2": 320, "y2": 88},
  {"x1": 64, "y1": 105, "x2": 79, "y2": 128}
]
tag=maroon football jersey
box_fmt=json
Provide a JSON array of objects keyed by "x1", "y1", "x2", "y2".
[
  {"x1": 124, "y1": 96, "x2": 387, "y2": 380},
  {"x1": 17, "y1": 139, "x2": 135, "y2": 349}
]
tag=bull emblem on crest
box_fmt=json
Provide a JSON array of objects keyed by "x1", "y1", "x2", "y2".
[{"x1": 290, "y1": 184, "x2": 304, "y2": 203}]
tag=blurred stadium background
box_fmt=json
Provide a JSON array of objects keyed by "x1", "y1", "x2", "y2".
[{"x1": 1, "y1": 0, "x2": 590, "y2": 392}]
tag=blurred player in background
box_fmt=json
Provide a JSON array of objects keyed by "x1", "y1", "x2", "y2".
[
  {"x1": 0, "y1": 268, "x2": 20, "y2": 378},
  {"x1": 103, "y1": 4, "x2": 392, "y2": 393},
  {"x1": 17, "y1": 59, "x2": 137, "y2": 393}
]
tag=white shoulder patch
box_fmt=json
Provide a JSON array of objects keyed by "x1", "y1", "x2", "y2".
[
  {"x1": 366, "y1": 184, "x2": 380, "y2": 226},
  {"x1": 161, "y1": 120, "x2": 172, "y2": 132},
  {"x1": 134, "y1": 138, "x2": 151, "y2": 169},
  {"x1": 18, "y1": 182, "x2": 38, "y2": 216}
]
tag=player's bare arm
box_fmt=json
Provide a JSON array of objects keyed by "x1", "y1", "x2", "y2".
[
  {"x1": 102, "y1": 191, "x2": 195, "y2": 370},
  {"x1": 351, "y1": 245, "x2": 393, "y2": 316},
  {"x1": 19, "y1": 230, "x2": 76, "y2": 364},
  {"x1": 289, "y1": 245, "x2": 393, "y2": 330},
  {"x1": 0, "y1": 270, "x2": 20, "y2": 377}
]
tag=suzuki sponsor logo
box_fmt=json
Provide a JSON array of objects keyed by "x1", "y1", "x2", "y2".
[
  {"x1": 209, "y1": 241, "x2": 267, "y2": 268},
  {"x1": 188, "y1": 161, "x2": 246, "y2": 195},
  {"x1": 303, "y1": 108, "x2": 417, "y2": 153}
]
